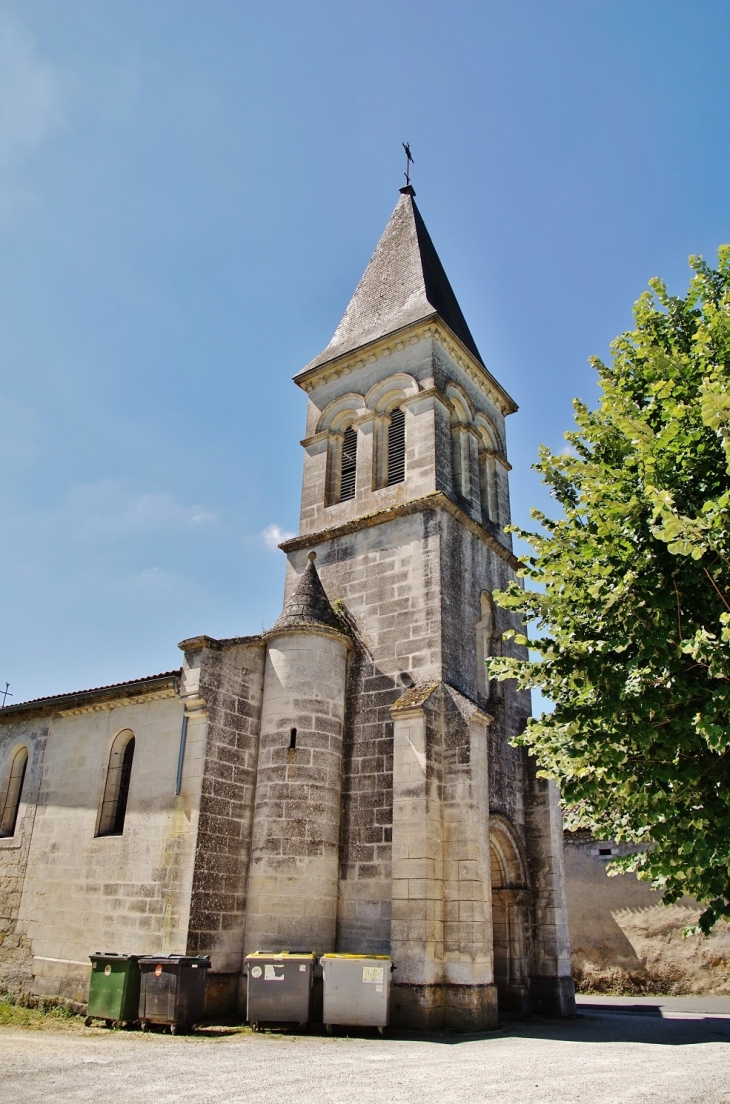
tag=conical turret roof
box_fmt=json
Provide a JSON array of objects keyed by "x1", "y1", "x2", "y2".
[
  {"x1": 269, "y1": 555, "x2": 341, "y2": 635},
  {"x1": 298, "y1": 188, "x2": 483, "y2": 377}
]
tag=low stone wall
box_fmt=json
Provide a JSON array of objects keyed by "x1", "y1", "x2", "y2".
[{"x1": 565, "y1": 832, "x2": 730, "y2": 995}]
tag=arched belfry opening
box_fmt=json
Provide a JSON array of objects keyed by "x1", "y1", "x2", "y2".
[{"x1": 490, "y1": 817, "x2": 530, "y2": 1013}]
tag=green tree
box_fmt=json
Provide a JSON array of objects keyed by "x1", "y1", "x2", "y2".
[{"x1": 490, "y1": 247, "x2": 730, "y2": 933}]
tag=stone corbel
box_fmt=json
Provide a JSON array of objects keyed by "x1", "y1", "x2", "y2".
[
  {"x1": 399, "y1": 387, "x2": 446, "y2": 418},
  {"x1": 300, "y1": 430, "x2": 331, "y2": 456},
  {"x1": 483, "y1": 448, "x2": 512, "y2": 471}
]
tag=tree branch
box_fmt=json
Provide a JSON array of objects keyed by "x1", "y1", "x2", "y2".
[{"x1": 703, "y1": 567, "x2": 730, "y2": 613}]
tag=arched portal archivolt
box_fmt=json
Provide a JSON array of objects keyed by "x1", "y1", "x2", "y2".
[{"x1": 490, "y1": 816, "x2": 530, "y2": 1012}]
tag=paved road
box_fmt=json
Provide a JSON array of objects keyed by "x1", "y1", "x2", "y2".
[
  {"x1": 1, "y1": 1003, "x2": 729, "y2": 1104},
  {"x1": 577, "y1": 993, "x2": 730, "y2": 1014}
]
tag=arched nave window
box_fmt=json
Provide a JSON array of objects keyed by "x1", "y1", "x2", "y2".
[
  {"x1": 0, "y1": 745, "x2": 28, "y2": 838},
  {"x1": 96, "y1": 730, "x2": 135, "y2": 837}
]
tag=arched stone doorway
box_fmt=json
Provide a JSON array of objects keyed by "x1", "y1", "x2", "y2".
[{"x1": 490, "y1": 817, "x2": 530, "y2": 1013}]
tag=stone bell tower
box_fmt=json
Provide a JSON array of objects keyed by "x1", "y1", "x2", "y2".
[{"x1": 251, "y1": 185, "x2": 574, "y2": 1029}]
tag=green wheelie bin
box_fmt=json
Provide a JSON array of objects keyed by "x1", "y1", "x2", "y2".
[{"x1": 85, "y1": 953, "x2": 141, "y2": 1027}]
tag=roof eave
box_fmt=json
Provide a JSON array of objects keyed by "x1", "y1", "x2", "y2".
[
  {"x1": 0, "y1": 671, "x2": 182, "y2": 718},
  {"x1": 293, "y1": 314, "x2": 518, "y2": 416}
]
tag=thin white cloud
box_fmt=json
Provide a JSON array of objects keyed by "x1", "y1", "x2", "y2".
[
  {"x1": 261, "y1": 523, "x2": 294, "y2": 551},
  {"x1": 0, "y1": 16, "x2": 64, "y2": 223},
  {"x1": 124, "y1": 566, "x2": 181, "y2": 597},
  {"x1": 1, "y1": 480, "x2": 217, "y2": 546},
  {"x1": 0, "y1": 391, "x2": 46, "y2": 468},
  {"x1": 0, "y1": 18, "x2": 61, "y2": 166},
  {"x1": 66, "y1": 481, "x2": 217, "y2": 536}
]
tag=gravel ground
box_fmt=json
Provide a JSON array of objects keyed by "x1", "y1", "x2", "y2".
[{"x1": 1, "y1": 1005, "x2": 729, "y2": 1104}]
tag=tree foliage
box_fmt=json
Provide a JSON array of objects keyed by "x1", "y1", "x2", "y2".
[{"x1": 489, "y1": 247, "x2": 730, "y2": 933}]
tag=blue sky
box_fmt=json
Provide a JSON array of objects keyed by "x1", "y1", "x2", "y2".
[{"x1": 1, "y1": 1, "x2": 729, "y2": 703}]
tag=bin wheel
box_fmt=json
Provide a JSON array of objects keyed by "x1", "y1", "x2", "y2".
[
  {"x1": 170, "y1": 1024, "x2": 177, "y2": 1035},
  {"x1": 84, "y1": 1017, "x2": 93, "y2": 1028},
  {"x1": 140, "y1": 1021, "x2": 149, "y2": 1032},
  {"x1": 325, "y1": 1024, "x2": 333, "y2": 1035},
  {"x1": 378, "y1": 1026, "x2": 385, "y2": 1037},
  {"x1": 251, "y1": 1022, "x2": 259, "y2": 1033},
  {"x1": 105, "y1": 1019, "x2": 113, "y2": 1028}
]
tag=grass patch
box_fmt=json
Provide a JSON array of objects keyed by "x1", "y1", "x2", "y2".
[{"x1": 0, "y1": 995, "x2": 84, "y2": 1031}]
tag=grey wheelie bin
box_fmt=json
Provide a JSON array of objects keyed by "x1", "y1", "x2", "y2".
[
  {"x1": 244, "y1": 952, "x2": 316, "y2": 1029},
  {"x1": 85, "y1": 953, "x2": 141, "y2": 1027},
  {"x1": 138, "y1": 955, "x2": 209, "y2": 1034},
  {"x1": 321, "y1": 953, "x2": 393, "y2": 1033}
]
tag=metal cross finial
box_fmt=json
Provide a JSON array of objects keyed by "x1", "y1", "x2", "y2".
[
  {"x1": 402, "y1": 142, "x2": 414, "y2": 187},
  {"x1": 1, "y1": 683, "x2": 12, "y2": 707}
]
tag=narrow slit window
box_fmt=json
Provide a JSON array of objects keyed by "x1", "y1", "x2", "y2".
[
  {"x1": 0, "y1": 746, "x2": 28, "y2": 838},
  {"x1": 289, "y1": 727, "x2": 297, "y2": 749},
  {"x1": 387, "y1": 407, "x2": 406, "y2": 486},
  {"x1": 340, "y1": 426, "x2": 357, "y2": 501},
  {"x1": 97, "y1": 731, "x2": 135, "y2": 837}
]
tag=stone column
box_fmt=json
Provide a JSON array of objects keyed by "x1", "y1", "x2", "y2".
[
  {"x1": 298, "y1": 431, "x2": 329, "y2": 530},
  {"x1": 353, "y1": 413, "x2": 376, "y2": 502},
  {"x1": 493, "y1": 452, "x2": 513, "y2": 550}
]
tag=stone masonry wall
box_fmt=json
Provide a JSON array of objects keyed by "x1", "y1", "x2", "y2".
[
  {"x1": 12, "y1": 692, "x2": 200, "y2": 1003},
  {"x1": 438, "y1": 511, "x2": 530, "y2": 829},
  {"x1": 298, "y1": 510, "x2": 442, "y2": 955},
  {"x1": 565, "y1": 833, "x2": 730, "y2": 995},
  {"x1": 0, "y1": 714, "x2": 50, "y2": 994}
]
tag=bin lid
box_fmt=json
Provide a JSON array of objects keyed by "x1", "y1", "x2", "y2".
[
  {"x1": 138, "y1": 955, "x2": 210, "y2": 966},
  {"x1": 90, "y1": 952, "x2": 141, "y2": 961},
  {"x1": 320, "y1": 953, "x2": 391, "y2": 960},
  {"x1": 245, "y1": 951, "x2": 315, "y2": 960}
]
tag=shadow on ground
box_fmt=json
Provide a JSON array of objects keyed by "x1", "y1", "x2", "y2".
[{"x1": 192, "y1": 1007, "x2": 730, "y2": 1048}]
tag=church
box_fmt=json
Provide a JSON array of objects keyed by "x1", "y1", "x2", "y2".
[{"x1": 0, "y1": 185, "x2": 576, "y2": 1029}]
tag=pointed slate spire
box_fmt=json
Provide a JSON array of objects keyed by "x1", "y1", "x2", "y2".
[
  {"x1": 269, "y1": 553, "x2": 341, "y2": 634},
  {"x1": 299, "y1": 188, "x2": 483, "y2": 377}
]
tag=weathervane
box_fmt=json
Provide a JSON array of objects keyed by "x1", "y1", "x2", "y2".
[
  {"x1": 1, "y1": 682, "x2": 11, "y2": 707},
  {"x1": 402, "y1": 142, "x2": 414, "y2": 187}
]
